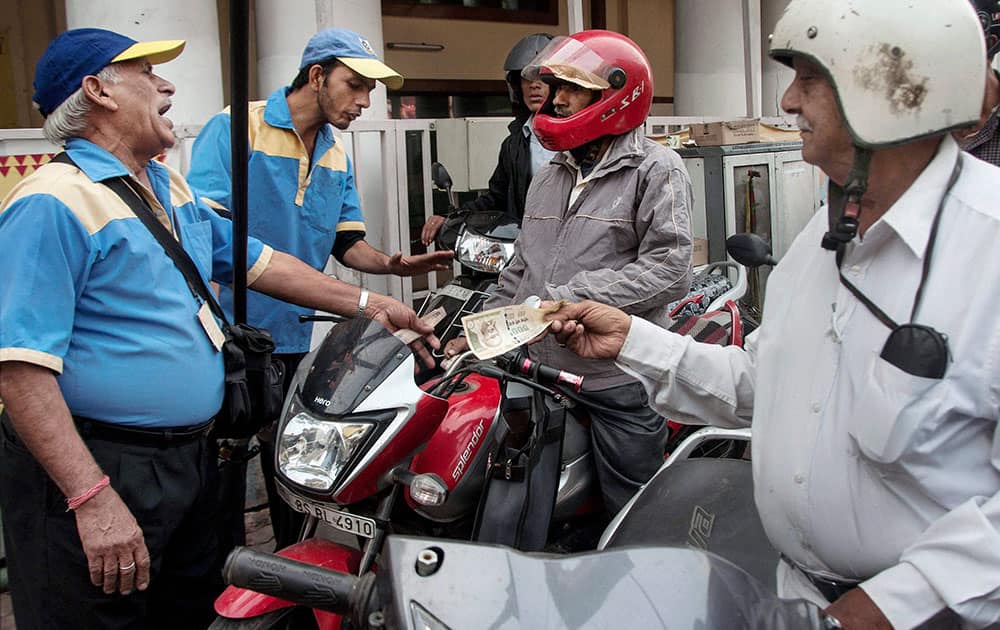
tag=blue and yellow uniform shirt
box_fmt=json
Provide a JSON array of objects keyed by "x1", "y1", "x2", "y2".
[
  {"x1": 187, "y1": 87, "x2": 366, "y2": 354},
  {"x1": 0, "y1": 138, "x2": 272, "y2": 428}
]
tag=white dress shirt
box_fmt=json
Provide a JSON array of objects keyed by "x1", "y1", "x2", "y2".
[{"x1": 617, "y1": 136, "x2": 1000, "y2": 629}]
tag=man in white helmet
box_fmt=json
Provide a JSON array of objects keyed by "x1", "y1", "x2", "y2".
[{"x1": 545, "y1": 1, "x2": 1000, "y2": 628}]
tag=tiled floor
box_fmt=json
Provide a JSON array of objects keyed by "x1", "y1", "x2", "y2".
[{"x1": 0, "y1": 451, "x2": 275, "y2": 629}]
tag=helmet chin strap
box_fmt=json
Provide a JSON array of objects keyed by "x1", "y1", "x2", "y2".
[{"x1": 821, "y1": 147, "x2": 873, "y2": 251}]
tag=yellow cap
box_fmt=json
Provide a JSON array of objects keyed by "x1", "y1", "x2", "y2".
[
  {"x1": 339, "y1": 57, "x2": 404, "y2": 90},
  {"x1": 112, "y1": 39, "x2": 186, "y2": 66}
]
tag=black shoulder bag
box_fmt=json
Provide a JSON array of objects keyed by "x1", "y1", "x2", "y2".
[{"x1": 51, "y1": 153, "x2": 284, "y2": 438}]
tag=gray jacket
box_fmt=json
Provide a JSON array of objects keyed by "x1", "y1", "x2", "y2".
[{"x1": 484, "y1": 127, "x2": 694, "y2": 390}]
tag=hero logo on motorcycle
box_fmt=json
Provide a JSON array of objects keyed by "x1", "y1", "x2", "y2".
[{"x1": 452, "y1": 419, "x2": 486, "y2": 481}]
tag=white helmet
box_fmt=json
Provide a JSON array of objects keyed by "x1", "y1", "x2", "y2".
[{"x1": 769, "y1": 0, "x2": 985, "y2": 149}]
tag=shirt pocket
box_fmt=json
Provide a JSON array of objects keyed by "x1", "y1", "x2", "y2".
[
  {"x1": 180, "y1": 219, "x2": 214, "y2": 285},
  {"x1": 848, "y1": 353, "x2": 938, "y2": 464}
]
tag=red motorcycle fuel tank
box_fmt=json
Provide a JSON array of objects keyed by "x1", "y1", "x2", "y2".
[{"x1": 406, "y1": 373, "x2": 502, "y2": 521}]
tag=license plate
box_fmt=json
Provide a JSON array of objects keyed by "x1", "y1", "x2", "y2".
[{"x1": 276, "y1": 484, "x2": 376, "y2": 539}]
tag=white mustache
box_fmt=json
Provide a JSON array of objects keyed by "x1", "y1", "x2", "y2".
[{"x1": 796, "y1": 116, "x2": 812, "y2": 132}]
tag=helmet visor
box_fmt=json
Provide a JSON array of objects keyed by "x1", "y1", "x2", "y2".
[{"x1": 522, "y1": 36, "x2": 611, "y2": 91}]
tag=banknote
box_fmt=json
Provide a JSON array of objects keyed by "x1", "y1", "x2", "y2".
[
  {"x1": 393, "y1": 306, "x2": 447, "y2": 344},
  {"x1": 462, "y1": 301, "x2": 566, "y2": 360}
]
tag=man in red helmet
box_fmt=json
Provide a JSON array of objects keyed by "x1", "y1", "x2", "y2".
[{"x1": 446, "y1": 30, "x2": 694, "y2": 515}]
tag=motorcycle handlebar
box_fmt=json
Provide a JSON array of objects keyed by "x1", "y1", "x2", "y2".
[
  {"x1": 222, "y1": 547, "x2": 372, "y2": 616},
  {"x1": 498, "y1": 353, "x2": 583, "y2": 393}
]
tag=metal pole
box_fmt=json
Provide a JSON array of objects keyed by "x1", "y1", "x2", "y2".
[
  {"x1": 230, "y1": 0, "x2": 250, "y2": 324},
  {"x1": 567, "y1": 0, "x2": 584, "y2": 34},
  {"x1": 742, "y1": 0, "x2": 756, "y2": 118}
]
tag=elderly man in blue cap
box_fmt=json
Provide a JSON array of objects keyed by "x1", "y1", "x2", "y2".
[
  {"x1": 0, "y1": 27, "x2": 438, "y2": 629},
  {"x1": 188, "y1": 28, "x2": 453, "y2": 549}
]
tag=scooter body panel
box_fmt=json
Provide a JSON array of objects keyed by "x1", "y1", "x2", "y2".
[{"x1": 214, "y1": 538, "x2": 361, "y2": 626}]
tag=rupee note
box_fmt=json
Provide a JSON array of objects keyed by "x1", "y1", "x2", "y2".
[
  {"x1": 393, "y1": 306, "x2": 447, "y2": 344},
  {"x1": 461, "y1": 301, "x2": 566, "y2": 360}
]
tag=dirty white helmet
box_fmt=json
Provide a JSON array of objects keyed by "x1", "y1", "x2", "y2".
[{"x1": 769, "y1": 0, "x2": 985, "y2": 149}]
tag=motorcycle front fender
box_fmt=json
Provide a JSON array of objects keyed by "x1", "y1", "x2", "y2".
[{"x1": 214, "y1": 537, "x2": 362, "y2": 629}]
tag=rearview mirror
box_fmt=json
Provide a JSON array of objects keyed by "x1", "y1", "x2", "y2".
[
  {"x1": 726, "y1": 233, "x2": 778, "y2": 268},
  {"x1": 431, "y1": 162, "x2": 453, "y2": 191}
]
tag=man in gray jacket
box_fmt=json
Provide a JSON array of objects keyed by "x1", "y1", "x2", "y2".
[{"x1": 447, "y1": 30, "x2": 693, "y2": 512}]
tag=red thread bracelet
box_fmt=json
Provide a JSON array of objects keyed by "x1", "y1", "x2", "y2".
[{"x1": 66, "y1": 475, "x2": 110, "y2": 511}]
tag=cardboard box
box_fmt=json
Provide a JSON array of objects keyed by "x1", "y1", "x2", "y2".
[
  {"x1": 690, "y1": 119, "x2": 761, "y2": 146},
  {"x1": 691, "y1": 238, "x2": 709, "y2": 267}
]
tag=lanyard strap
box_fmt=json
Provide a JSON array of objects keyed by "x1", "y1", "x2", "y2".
[{"x1": 834, "y1": 154, "x2": 963, "y2": 330}]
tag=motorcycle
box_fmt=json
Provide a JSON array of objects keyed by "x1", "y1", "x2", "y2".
[
  {"x1": 216, "y1": 427, "x2": 836, "y2": 629},
  {"x1": 659, "y1": 232, "x2": 781, "y2": 456},
  {"x1": 210, "y1": 233, "x2": 778, "y2": 628},
  {"x1": 416, "y1": 162, "x2": 520, "y2": 362},
  {"x1": 212, "y1": 315, "x2": 604, "y2": 628}
]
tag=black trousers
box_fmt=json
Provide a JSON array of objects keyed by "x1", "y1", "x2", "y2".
[
  {"x1": 259, "y1": 352, "x2": 307, "y2": 549},
  {"x1": 586, "y1": 381, "x2": 669, "y2": 514},
  {"x1": 0, "y1": 419, "x2": 223, "y2": 630}
]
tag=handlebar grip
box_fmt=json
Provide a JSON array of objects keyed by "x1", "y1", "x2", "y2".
[
  {"x1": 517, "y1": 357, "x2": 584, "y2": 393},
  {"x1": 222, "y1": 547, "x2": 364, "y2": 615}
]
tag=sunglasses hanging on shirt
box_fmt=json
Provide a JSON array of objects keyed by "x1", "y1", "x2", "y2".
[{"x1": 831, "y1": 155, "x2": 962, "y2": 380}]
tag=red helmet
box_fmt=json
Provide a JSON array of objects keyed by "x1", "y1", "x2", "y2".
[{"x1": 524, "y1": 30, "x2": 652, "y2": 151}]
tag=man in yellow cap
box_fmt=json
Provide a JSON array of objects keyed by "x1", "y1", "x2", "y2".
[
  {"x1": 188, "y1": 28, "x2": 453, "y2": 549},
  {"x1": 0, "y1": 27, "x2": 437, "y2": 629}
]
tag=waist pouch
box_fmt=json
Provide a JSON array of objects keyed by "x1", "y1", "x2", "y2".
[{"x1": 214, "y1": 322, "x2": 285, "y2": 439}]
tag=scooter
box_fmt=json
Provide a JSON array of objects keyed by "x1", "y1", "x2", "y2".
[
  {"x1": 416, "y1": 163, "x2": 520, "y2": 361},
  {"x1": 216, "y1": 428, "x2": 836, "y2": 629},
  {"x1": 220, "y1": 538, "x2": 834, "y2": 630}
]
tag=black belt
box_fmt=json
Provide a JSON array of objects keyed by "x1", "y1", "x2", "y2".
[
  {"x1": 783, "y1": 555, "x2": 860, "y2": 603},
  {"x1": 74, "y1": 416, "x2": 214, "y2": 447}
]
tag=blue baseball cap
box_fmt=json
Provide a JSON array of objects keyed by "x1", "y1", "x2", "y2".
[
  {"x1": 299, "y1": 28, "x2": 403, "y2": 90},
  {"x1": 33, "y1": 28, "x2": 185, "y2": 117}
]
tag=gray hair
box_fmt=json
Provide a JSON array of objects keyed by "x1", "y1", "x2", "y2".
[{"x1": 42, "y1": 64, "x2": 123, "y2": 145}]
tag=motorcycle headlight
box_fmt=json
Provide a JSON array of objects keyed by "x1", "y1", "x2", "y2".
[
  {"x1": 278, "y1": 410, "x2": 374, "y2": 492},
  {"x1": 456, "y1": 231, "x2": 515, "y2": 274}
]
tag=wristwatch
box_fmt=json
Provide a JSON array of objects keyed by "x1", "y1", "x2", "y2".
[{"x1": 357, "y1": 288, "x2": 369, "y2": 318}]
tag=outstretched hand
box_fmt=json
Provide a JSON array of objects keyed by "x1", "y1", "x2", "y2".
[
  {"x1": 366, "y1": 294, "x2": 440, "y2": 368},
  {"x1": 388, "y1": 250, "x2": 454, "y2": 277},
  {"x1": 421, "y1": 215, "x2": 447, "y2": 246},
  {"x1": 544, "y1": 300, "x2": 632, "y2": 360}
]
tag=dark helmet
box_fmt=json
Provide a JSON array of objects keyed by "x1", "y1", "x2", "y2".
[
  {"x1": 504, "y1": 33, "x2": 554, "y2": 106},
  {"x1": 972, "y1": 0, "x2": 1000, "y2": 58}
]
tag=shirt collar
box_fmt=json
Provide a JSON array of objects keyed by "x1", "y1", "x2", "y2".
[
  {"x1": 64, "y1": 137, "x2": 174, "y2": 207},
  {"x1": 879, "y1": 134, "x2": 961, "y2": 259},
  {"x1": 264, "y1": 86, "x2": 335, "y2": 147},
  {"x1": 522, "y1": 116, "x2": 534, "y2": 138},
  {"x1": 264, "y1": 87, "x2": 295, "y2": 129},
  {"x1": 65, "y1": 137, "x2": 132, "y2": 181}
]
